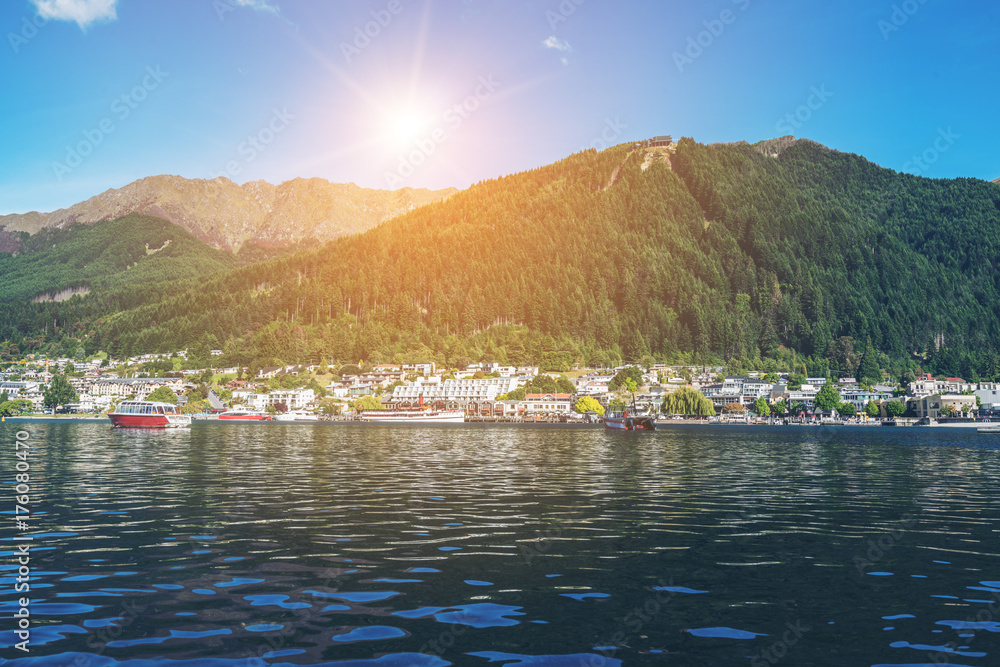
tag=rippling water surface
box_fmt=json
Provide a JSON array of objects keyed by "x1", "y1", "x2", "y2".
[{"x1": 2, "y1": 423, "x2": 1000, "y2": 666}]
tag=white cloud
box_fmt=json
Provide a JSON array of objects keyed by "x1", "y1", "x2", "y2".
[
  {"x1": 32, "y1": 0, "x2": 118, "y2": 30},
  {"x1": 543, "y1": 36, "x2": 572, "y2": 65},
  {"x1": 230, "y1": 0, "x2": 281, "y2": 15},
  {"x1": 543, "y1": 35, "x2": 572, "y2": 52}
]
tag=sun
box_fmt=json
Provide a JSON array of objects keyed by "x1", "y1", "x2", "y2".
[{"x1": 392, "y1": 112, "x2": 423, "y2": 144}]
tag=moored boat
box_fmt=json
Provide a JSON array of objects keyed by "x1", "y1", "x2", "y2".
[
  {"x1": 604, "y1": 393, "x2": 656, "y2": 432},
  {"x1": 359, "y1": 409, "x2": 465, "y2": 423},
  {"x1": 604, "y1": 409, "x2": 656, "y2": 431},
  {"x1": 108, "y1": 401, "x2": 191, "y2": 429},
  {"x1": 915, "y1": 417, "x2": 990, "y2": 428},
  {"x1": 274, "y1": 410, "x2": 319, "y2": 422},
  {"x1": 218, "y1": 409, "x2": 272, "y2": 421}
]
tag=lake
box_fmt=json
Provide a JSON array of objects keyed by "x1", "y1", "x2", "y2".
[{"x1": 2, "y1": 422, "x2": 999, "y2": 666}]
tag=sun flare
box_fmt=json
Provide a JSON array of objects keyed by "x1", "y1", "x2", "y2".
[
  {"x1": 392, "y1": 112, "x2": 422, "y2": 143},
  {"x1": 388, "y1": 108, "x2": 432, "y2": 147}
]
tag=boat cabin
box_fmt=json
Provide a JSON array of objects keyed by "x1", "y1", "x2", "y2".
[{"x1": 115, "y1": 401, "x2": 181, "y2": 415}]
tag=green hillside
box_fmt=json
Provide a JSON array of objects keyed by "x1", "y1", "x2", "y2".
[
  {"x1": 0, "y1": 214, "x2": 235, "y2": 356},
  {"x1": 4, "y1": 140, "x2": 1000, "y2": 379}
]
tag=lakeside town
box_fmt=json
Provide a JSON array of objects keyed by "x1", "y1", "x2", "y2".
[{"x1": 2, "y1": 349, "x2": 996, "y2": 424}]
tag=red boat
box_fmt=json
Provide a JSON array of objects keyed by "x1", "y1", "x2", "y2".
[
  {"x1": 108, "y1": 401, "x2": 192, "y2": 429},
  {"x1": 217, "y1": 409, "x2": 272, "y2": 421}
]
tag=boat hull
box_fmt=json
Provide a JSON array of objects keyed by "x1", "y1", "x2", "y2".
[
  {"x1": 218, "y1": 413, "x2": 272, "y2": 421},
  {"x1": 604, "y1": 416, "x2": 656, "y2": 431},
  {"x1": 108, "y1": 413, "x2": 191, "y2": 429},
  {"x1": 275, "y1": 411, "x2": 319, "y2": 422},
  {"x1": 108, "y1": 400, "x2": 191, "y2": 428}
]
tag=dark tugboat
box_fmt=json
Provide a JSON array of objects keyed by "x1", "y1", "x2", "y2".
[{"x1": 604, "y1": 394, "x2": 656, "y2": 431}]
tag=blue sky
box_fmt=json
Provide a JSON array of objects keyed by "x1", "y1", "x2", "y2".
[{"x1": 1, "y1": 0, "x2": 997, "y2": 213}]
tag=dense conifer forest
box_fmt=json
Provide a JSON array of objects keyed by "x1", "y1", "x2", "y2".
[{"x1": 3, "y1": 139, "x2": 999, "y2": 379}]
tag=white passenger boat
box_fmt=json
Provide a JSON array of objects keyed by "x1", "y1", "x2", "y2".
[
  {"x1": 358, "y1": 409, "x2": 465, "y2": 423},
  {"x1": 218, "y1": 409, "x2": 272, "y2": 422},
  {"x1": 274, "y1": 410, "x2": 320, "y2": 422}
]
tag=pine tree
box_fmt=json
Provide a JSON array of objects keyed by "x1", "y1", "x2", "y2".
[{"x1": 857, "y1": 337, "x2": 881, "y2": 385}]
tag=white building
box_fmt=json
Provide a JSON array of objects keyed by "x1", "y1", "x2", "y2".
[
  {"x1": 909, "y1": 377, "x2": 975, "y2": 398},
  {"x1": 703, "y1": 376, "x2": 775, "y2": 408},
  {"x1": 91, "y1": 378, "x2": 183, "y2": 399},
  {"x1": 975, "y1": 382, "x2": 1000, "y2": 410},
  {"x1": 574, "y1": 375, "x2": 612, "y2": 396},
  {"x1": 402, "y1": 363, "x2": 436, "y2": 376},
  {"x1": 0, "y1": 381, "x2": 41, "y2": 394},
  {"x1": 523, "y1": 393, "x2": 574, "y2": 416},
  {"x1": 232, "y1": 388, "x2": 316, "y2": 411},
  {"x1": 785, "y1": 384, "x2": 820, "y2": 409},
  {"x1": 839, "y1": 385, "x2": 893, "y2": 412},
  {"x1": 906, "y1": 393, "x2": 977, "y2": 419},
  {"x1": 389, "y1": 377, "x2": 520, "y2": 406}
]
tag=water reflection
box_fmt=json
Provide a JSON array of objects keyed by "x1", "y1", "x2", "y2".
[{"x1": 1, "y1": 423, "x2": 999, "y2": 665}]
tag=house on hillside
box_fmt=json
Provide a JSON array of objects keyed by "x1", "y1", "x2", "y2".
[{"x1": 402, "y1": 363, "x2": 436, "y2": 376}]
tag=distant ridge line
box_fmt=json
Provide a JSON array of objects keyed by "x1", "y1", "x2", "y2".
[{"x1": 0, "y1": 175, "x2": 458, "y2": 252}]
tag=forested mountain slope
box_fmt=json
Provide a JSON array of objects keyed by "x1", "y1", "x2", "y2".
[
  {"x1": 0, "y1": 214, "x2": 236, "y2": 304},
  {"x1": 5, "y1": 139, "x2": 1000, "y2": 378}
]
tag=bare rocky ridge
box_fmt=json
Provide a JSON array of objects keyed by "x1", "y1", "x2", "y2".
[{"x1": 0, "y1": 176, "x2": 457, "y2": 252}]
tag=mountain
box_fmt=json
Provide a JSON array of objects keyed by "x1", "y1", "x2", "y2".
[
  {"x1": 0, "y1": 176, "x2": 457, "y2": 252},
  {"x1": 0, "y1": 213, "x2": 236, "y2": 304},
  {"x1": 5, "y1": 138, "x2": 1000, "y2": 380}
]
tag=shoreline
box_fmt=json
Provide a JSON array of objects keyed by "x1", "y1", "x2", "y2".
[{"x1": 0, "y1": 416, "x2": 971, "y2": 429}]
